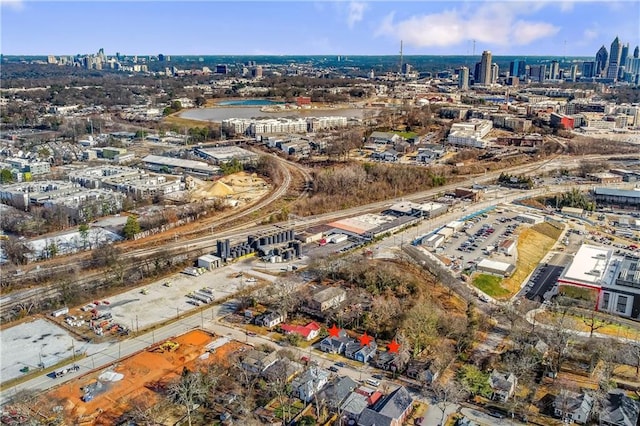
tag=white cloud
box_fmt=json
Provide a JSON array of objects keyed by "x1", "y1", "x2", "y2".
[
  {"x1": 583, "y1": 28, "x2": 599, "y2": 41},
  {"x1": 0, "y1": 0, "x2": 24, "y2": 11},
  {"x1": 376, "y1": 2, "x2": 560, "y2": 50},
  {"x1": 558, "y1": 2, "x2": 575, "y2": 12},
  {"x1": 347, "y1": 1, "x2": 367, "y2": 29}
]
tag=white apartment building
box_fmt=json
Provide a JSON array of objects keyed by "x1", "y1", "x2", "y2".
[{"x1": 447, "y1": 119, "x2": 493, "y2": 148}]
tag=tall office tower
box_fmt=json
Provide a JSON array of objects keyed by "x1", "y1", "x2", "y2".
[
  {"x1": 595, "y1": 45, "x2": 608, "y2": 77},
  {"x1": 158, "y1": 54, "x2": 165, "y2": 62},
  {"x1": 474, "y1": 62, "x2": 482, "y2": 84},
  {"x1": 621, "y1": 43, "x2": 630, "y2": 65},
  {"x1": 401, "y1": 63, "x2": 412, "y2": 75},
  {"x1": 458, "y1": 66, "x2": 469, "y2": 90},
  {"x1": 570, "y1": 64, "x2": 578, "y2": 82},
  {"x1": 509, "y1": 60, "x2": 527, "y2": 79},
  {"x1": 491, "y1": 63, "x2": 499, "y2": 84},
  {"x1": 582, "y1": 62, "x2": 595, "y2": 78},
  {"x1": 550, "y1": 60, "x2": 560, "y2": 79},
  {"x1": 606, "y1": 36, "x2": 622, "y2": 80},
  {"x1": 480, "y1": 50, "x2": 492, "y2": 84},
  {"x1": 509, "y1": 60, "x2": 521, "y2": 78},
  {"x1": 634, "y1": 46, "x2": 639, "y2": 59},
  {"x1": 529, "y1": 65, "x2": 546, "y2": 82},
  {"x1": 251, "y1": 65, "x2": 263, "y2": 78}
]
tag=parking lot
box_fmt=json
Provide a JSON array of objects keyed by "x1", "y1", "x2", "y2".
[
  {"x1": 435, "y1": 209, "x2": 523, "y2": 274},
  {"x1": 521, "y1": 252, "x2": 570, "y2": 302}
]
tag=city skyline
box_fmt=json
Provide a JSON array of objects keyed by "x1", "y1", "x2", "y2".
[{"x1": 1, "y1": 1, "x2": 639, "y2": 57}]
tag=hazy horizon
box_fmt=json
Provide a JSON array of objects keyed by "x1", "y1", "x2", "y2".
[{"x1": 2, "y1": 1, "x2": 639, "y2": 57}]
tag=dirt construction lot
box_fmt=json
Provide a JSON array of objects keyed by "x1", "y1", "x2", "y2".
[
  {"x1": 43, "y1": 329, "x2": 246, "y2": 425},
  {"x1": 51, "y1": 261, "x2": 276, "y2": 341}
]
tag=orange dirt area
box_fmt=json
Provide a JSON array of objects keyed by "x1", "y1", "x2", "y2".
[{"x1": 43, "y1": 329, "x2": 247, "y2": 425}]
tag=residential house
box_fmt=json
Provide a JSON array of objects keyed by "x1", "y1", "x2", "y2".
[
  {"x1": 240, "y1": 349, "x2": 279, "y2": 374},
  {"x1": 320, "y1": 336, "x2": 348, "y2": 354},
  {"x1": 405, "y1": 360, "x2": 439, "y2": 385},
  {"x1": 262, "y1": 358, "x2": 304, "y2": 383},
  {"x1": 600, "y1": 390, "x2": 640, "y2": 426},
  {"x1": 371, "y1": 150, "x2": 399, "y2": 162},
  {"x1": 341, "y1": 392, "x2": 371, "y2": 422},
  {"x1": 368, "y1": 131, "x2": 402, "y2": 146},
  {"x1": 309, "y1": 287, "x2": 347, "y2": 312},
  {"x1": 320, "y1": 329, "x2": 356, "y2": 354},
  {"x1": 373, "y1": 352, "x2": 407, "y2": 372},
  {"x1": 553, "y1": 391, "x2": 594, "y2": 425},
  {"x1": 290, "y1": 367, "x2": 330, "y2": 402},
  {"x1": 345, "y1": 341, "x2": 364, "y2": 359},
  {"x1": 357, "y1": 386, "x2": 414, "y2": 426},
  {"x1": 353, "y1": 342, "x2": 378, "y2": 363},
  {"x1": 489, "y1": 370, "x2": 517, "y2": 402},
  {"x1": 279, "y1": 321, "x2": 321, "y2": 341},
  {"x1": 316, "y1": 376, "x2": 358, "y2": 409},
  {"x1": 254, "y1": 311, "x2": 284, "y2": 328}
]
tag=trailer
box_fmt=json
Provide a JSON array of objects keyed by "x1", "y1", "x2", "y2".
[
  {"x1": 51, "y1": 307, "x2": 69, "y2": 318},
  {"x1": 329, "y1": 234, "x2": 348, "y2": 244},
  {"x1": 187, "y1": 293, "x2": 211, "y2": 304}
]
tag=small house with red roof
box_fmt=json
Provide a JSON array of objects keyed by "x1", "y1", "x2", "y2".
[{"x1": 279, "y1": 321, "x2": 321, "y2": 341}]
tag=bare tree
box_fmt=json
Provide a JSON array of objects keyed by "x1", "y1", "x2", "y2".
[
  {"x1": 430, "y1": 380, "x2": 467, "y2": 425},
  {"x1": 168, "y1": 369, "x2": 207, "y2": 426},
  {"x1": 582, "y1": 310, "x2": 609, "y2": 338},
  {"x1": 542, "y1": 306, "x2": 577, "y2": 379}
]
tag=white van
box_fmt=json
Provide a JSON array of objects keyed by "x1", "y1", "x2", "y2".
[{"x1": 366, "y1": 378, "x2": 380, "y2": 387}]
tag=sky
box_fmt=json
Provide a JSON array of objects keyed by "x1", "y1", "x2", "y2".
[{"x1": 1, "y1": 0, "x2": 639, "y2": 57}]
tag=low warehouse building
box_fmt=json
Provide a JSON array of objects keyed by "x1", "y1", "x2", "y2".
[
  {"x1": 477, "y1": 258, "x2": 515, "y2": 277},
  {"x1": 197, "y1": 254, "x2": 222, "y2": 270},
  {"x1": 516, "y1": 213, "x2": 545, "y2": 224},
  {"x1": 424, "y1": 234, "x2": 444, "y2": 249}
]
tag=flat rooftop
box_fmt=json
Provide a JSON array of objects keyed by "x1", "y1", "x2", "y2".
[
  {"x1": 142, "y1": 155, "x2": 219, "y2": 172},
  {"x1": 329, "y1": 214, "x2": 394, "y2": 235},
  {"x1": 561, "y1": 244, "x2": 613, "y2": 286}
]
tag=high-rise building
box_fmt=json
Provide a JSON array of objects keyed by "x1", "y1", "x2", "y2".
[
  {"x1": 570, "y1": 64, "x2": 578, "y2": 82},
  {"x1": 529, "y1": 65, "x2": 546, "y2": 82},
  {"x1": 491, "y1": 63, "x2": 499, "y2": 84},
  {"x1": 595, "y1": 45, "x2": 608, "y2": 77},
  {"x1": 158, "y1": 54, "x2": 165, "y2": 62},
  {"x1": 401, "y1": 63, "x2": 412, "y2": 75},
  {"x1": 509, "y1": 59, "x2": 527, "y2": 79},
  {"x1": 251, "y1": 65, "x2": 263, "y2": 79},
  {"x1": 474, "y1": 62, "x2": 482, "y2": 84},
  {"x1": 480, "y1": 50, "x2": 492, "y2": 85},
  {"x1": 634, "y1": 46, "x2": 640, "y2": 59},
  {"x1": 606, "y1": 36, "x2": 623, "y2": 80},
  {"x1": 458, "y1": 66, "x2": 469, "y2": 90},
  {"x1": 550, "y1": 60, "x2": 560, "y2": 79},
  {"x1": 582, "y1": 61, "x2": 595, "y2": 78},
  {"x1": 509, "y1": 60, "x2": 521, "y2": 78},
  {"x1": 621, "y1": 43, "x2": 630, "y2": 65}
]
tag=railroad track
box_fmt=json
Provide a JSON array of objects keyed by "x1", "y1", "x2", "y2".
[{"x1": 2, "y1": 153, "x2": 636, "y2": 319}]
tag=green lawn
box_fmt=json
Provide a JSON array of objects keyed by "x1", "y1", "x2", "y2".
[
  {"x1": 472, "y1": 274, "x2": 510, "y2": 298},
  {"x1": 396, "y1": 131, "x2": 418, "y2": 139}
]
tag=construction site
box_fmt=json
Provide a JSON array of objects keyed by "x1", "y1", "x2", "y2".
[
  {"x1": 186, "y1": 171, "x2": 269, "y2": 204},
  {"x1": 23, "y1": 330, "x2": 245, "y2": 425}
]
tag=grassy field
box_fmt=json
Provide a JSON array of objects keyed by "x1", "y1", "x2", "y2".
[
  {"x1": 535, "y1": 310, "x2": 640, "y2": 341},
  {"x1": 163, "y1": 113, "x2": 216, "y2": 128},
  {"x1": 472, "y1": 273, "x2": 510, "y2": 298},
  {"x1": 501, "y1": 223, "x2": 562, "y2": 297}
]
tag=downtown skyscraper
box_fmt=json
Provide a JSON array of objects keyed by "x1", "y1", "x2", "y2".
[
  {"x1": 479, "y1": 50, "x2": 492, "y2": 85},
  {"x1": 595, "y1": 45, "x2": 608, "y2": 77},
  {"x1": 606, "y1": 36, "x2": 623, "y2": 80}
]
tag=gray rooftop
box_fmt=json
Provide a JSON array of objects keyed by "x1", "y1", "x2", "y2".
[{"x1": 594, "y1": 187, "x2": 640, "y2": 199}]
